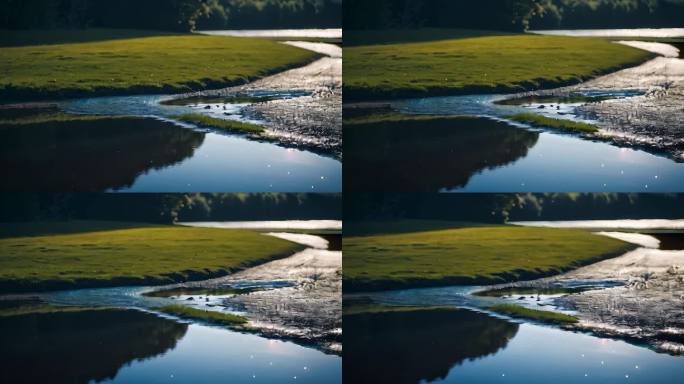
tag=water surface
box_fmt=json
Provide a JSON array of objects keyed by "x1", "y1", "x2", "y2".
[
  {"x1": 199, "y1": 29, "x2": 342, "y2": 39},
  {"x1": 0, "y1": 308, "x2": 341, "y2": 384},
  {"x1": 0, "y1": 116, "x2": 340, "y2": 192},
  {"x1": 530, "y1": 28, "x2": 684, "y2": 38},
  {"x1": 345, "y1": 115, "x2": 684, "y2": 192},
  {"x1": 344, "y1": 307, "x2": 684, "y2": 384}
]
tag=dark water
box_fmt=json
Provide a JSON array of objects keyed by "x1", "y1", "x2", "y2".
[
  {"x1": 344, "y1": 116, "x2": 684, "y2": 192},
  {"x1": 0, "y1": 308, "x2": 341, "y2": 384},
  {"x1": 0, "y1": 117, "x2": 341, "y2": 192},
  {"x1": 344, "y1": 307, "x2": 684, "y2": 384},
  {"x1": 345, "y1": 117, "x2": 538, "y2": 192}
]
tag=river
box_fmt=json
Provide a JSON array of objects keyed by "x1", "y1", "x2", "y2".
[
  {"x1": 344, "y1": 219, "x2": 684, "y2": 383},
  {"x1": 0, "y1": 220, "x2": 342, "y2": 383}
]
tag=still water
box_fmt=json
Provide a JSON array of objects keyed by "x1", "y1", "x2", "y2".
[
  {"x1": 345, "y1": 115, "x2": 684, "y2": 192},
  {"x1": 344, "y1": 307, "x2": 684, "y2": 384},
  {"x1": 530, "y1": 28, "x2": 684, "y2": 38},
  {"x1": 0, "y1": 308, "x2": 341, "y2": 384},
  {"x1": 199, "y1": 29, "x2": 342, "y2": 39},
  {"x1": 0, "y1": 117, "x2": 340, "y2": 192}
]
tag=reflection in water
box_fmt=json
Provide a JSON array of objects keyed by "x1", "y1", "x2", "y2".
[
  {"x1": 0, "y1": 116, "x2": 342, "y2": 192},
  {"x1": 0, "y1": 117, "x2": 204, "y2": 191},
  {"x1": 343, "y1": 308, "x2": 519, "y2": 384},
  {"x1": 0, "y1": 307, "x2": 342, "y2": 383},
  {"x1": 344, "y1": 117, "x2": 538, "y2": 192},
  {"x1": 344, "y1": 306, "x2": 684, "y2": 384},
  {"x1": 0, "y1": 309, "x2": 187, "y2": 384}
]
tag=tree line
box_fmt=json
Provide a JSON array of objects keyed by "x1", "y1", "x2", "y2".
[
  {"x1": 0, "y1": 0, "x2": 341, "y2": 31},
  {"x1": 344, "y1": 0, "x2": 684, "y2": 31},
  {"x1": 345, "y1": 193, "x2": 684, "y2": 223},
  {"x1": 0, "y1": 193, "x2": 342, "y2": 223}
]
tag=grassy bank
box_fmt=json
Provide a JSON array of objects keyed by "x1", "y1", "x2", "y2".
[
  {"x1": 344, "y1": 225, "x2": 635, "y2": 292},
  {"x1": 176, "y1": 113, "x2": 265, "y2": 134},
  {"x1": 158, "y1": 305, "x2": 248, "y2": 326},
  {"x1": 0, "y1": 106, "x2": 114, "y2": 126},
  {"x1": 489, "y1": 304, "x2": 579, "y2": 325},
  {"x1": 0, "y1": 29, "x2": 318, "y2": 102},
  {"x1": 0, "y1": 221, "x2": 302, "y2": 293},
  {"x1": 510, "y1": 113, "x2": 599, "y2": 133},
  {"x1": 344, "y1": 31, "x2": 653, "y2": 100}
]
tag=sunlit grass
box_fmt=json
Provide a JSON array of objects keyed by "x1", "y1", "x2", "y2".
[
  {"x1": 158, "y1": 304, "x2": 248, "y2": 325},
  {"x1": 0, "y1": 29, "x2": 317, "y2": 101},
  {"x1": 177, "y1": 113, "x2": 265, "y2": 134},
  {"x1": 489, "y1": 304, "x2": 579, "y2": 324},
  {"x1": 344, "y1": 225, "x2": 634, "y2": 291},
  {"x1": 510, "y1": 113, "x2": 599, "y2": 133},
  {"x1": 344, "y1": 31, "x2": 653, "y2": 100},
  {"x1": 0, "y1": 221, "x2": 301, "y2": 293}
]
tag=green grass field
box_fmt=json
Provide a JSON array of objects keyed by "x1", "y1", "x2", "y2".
[
  {"x1": 0, "y1": 29, "x2": 318, "y2": 102},
  {"x1": 510, "y1": 113, "x2": 599, "y2": 133},
  {"x1": 177, "y1": 113, "x2": 265, "y2": 134},
  {"x1": 344, "y1": 225, "x2": 634, "y2": 291},
  {"x1": 158, "y1": 304, "x2": 248, "y2": 326},
  {"x1": 344, "y1": 31, "x2": 653, "y2": 100},
  {"x1": 0, "y1": 221, "x2": 302, "y2": 293},
  {"x1": 489, "y1": 304, "x2": 579, "y2": 325}
]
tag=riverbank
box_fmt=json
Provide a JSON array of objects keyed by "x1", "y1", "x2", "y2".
[
  {"x1": 472, "y1": 221, "x2": 684, "y2": 354},
  {"x1": 501, "y1": 40, "x2": 684, "y2": 161},
  {"x1": 344, "y1": 30, "x2": 654, "y2": 101},
  {"x1": 0, "y1": 221, "x2": 304, "y2": 293},
  {"x1": 144, "y1": 227, "x2": 342, "y2": 354},
  {"x1": 0, "y1": 29, "x2": 318, "y2": 102},
  {"x1": 343, "y1": 223, "x2": 635, "y2": 292}
]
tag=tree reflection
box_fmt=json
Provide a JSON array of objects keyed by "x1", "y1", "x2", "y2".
[
  {"x1": 344, "y1": 307, "x2": 519, "y2": 384},
  {"x1": 0, "y1": 309, "x2": 188, "y2": 383},
  {"x1": 344, "y1": 117, "x2": 538, "y2": 192},
  {"x1": 0, "y1": 117, "x2": 204, "y2": 191}
]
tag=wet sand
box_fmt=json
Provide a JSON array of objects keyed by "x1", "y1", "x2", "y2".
[
  {"x1": 486, "y1": 226, "x2": 684, "y2": 354},
  {"x1": 147, "y1": 233, "x2": 342, "y2": 354},
  {"x1": 511, "y1": 41, "x2": 684, "y2": 160},
  {"x1": 175, "y1": 41, "x2": 342, "y2": 158},
  {"x1": 555, "y1": 245, "x2": 684, "y2": 354}
]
